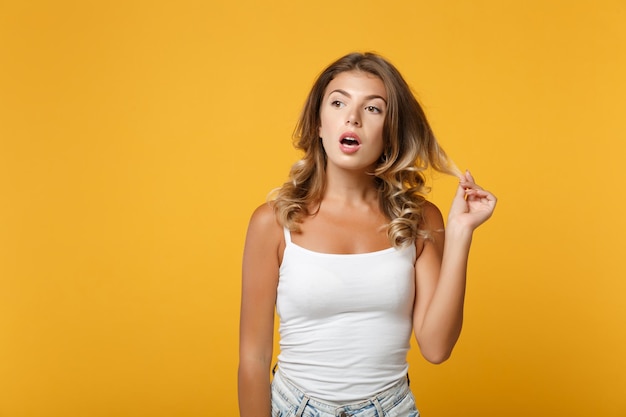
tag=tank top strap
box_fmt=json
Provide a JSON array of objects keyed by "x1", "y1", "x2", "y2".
[{"x1": 283, "y1": 227, "x2": 292, "y2": 245}]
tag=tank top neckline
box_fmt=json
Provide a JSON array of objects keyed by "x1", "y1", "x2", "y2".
[{"x1": 283, "y1": 227, "x2": 407, "y2": 258}]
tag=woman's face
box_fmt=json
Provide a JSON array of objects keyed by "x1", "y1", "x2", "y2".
[{"x1": 318, "y1": 70, "x2": 387, "y2": 173}]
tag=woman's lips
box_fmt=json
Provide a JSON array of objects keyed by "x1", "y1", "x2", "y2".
[{"x1": 339, "y1": 132, "x2": 361, "y2": 154}]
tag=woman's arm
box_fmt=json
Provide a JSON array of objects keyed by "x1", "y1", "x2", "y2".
[
  {"x1": 238, "y1": 204, "x2": 283, "y2": 417},
  {"x1": 413, "y1": 171, "x2": 497, "y2": 364}
]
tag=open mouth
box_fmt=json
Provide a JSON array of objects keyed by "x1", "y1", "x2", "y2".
[{"x1": 340, "y1": 137, "x2": 360, "y2": 146}]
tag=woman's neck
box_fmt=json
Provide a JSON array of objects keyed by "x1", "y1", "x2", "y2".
[{"x1": 322, "y1": 167, "x2": 379, "y2": 205}]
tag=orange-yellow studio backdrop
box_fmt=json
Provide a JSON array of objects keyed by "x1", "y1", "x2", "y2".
[{"x1": 1, "y1": 1, "x2": 625, "y2": 416}]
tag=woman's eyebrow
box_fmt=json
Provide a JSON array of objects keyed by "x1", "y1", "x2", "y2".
[{"x1": 329, "y1": 89, "x2": 387, "y2": 104}]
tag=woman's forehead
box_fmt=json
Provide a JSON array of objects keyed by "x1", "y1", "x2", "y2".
[{"x1": 324, "y1": 70, "x2": 387, "y2": 99}]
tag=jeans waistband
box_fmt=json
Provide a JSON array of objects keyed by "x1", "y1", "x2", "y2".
[{"x1": 272, "y1": 370, "x2": 411, "y2": 417}]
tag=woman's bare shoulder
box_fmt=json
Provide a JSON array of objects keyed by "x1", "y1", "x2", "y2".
[
  {"x1": 421, "y1": 200, "x2": 444, "y2": 228},
  {"x1": 244, "y1": 201, "x2": 285, "y2": 267},
  {"x1": 247, "y1": 202, "x2": 283, "y2": 240},
  {"x1": 415, "y1": 200, "x2": 445, "y2": 258}
]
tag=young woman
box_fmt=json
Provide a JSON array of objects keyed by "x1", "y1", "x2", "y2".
[{"x1": 238, "y1": 52, "x2": 497, "y2": 417}]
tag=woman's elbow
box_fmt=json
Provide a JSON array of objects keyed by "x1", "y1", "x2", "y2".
[
  {"x1": 422, "y1": 349, "x2": 452, "y2": 364},
  {"x1": 414, "y1": 327, "x2": 461, "y2": 364},
  {"x1": 417, "y1": 339, "x2": 454, "y2": 364}
]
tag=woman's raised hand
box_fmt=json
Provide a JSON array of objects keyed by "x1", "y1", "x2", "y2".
[{"x1": 447, "y1": 170, "x2": 497, "y2": 231}]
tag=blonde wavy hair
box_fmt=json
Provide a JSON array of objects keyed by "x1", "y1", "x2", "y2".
[{"x1": 272, "y1": 52, "x2": 459, "y2": 248}]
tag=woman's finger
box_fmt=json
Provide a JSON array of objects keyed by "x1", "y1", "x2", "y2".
[{"x1": 461, "y1": 182, "x2": 484, "y2": 192}]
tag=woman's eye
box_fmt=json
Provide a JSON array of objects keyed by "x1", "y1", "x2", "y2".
[
  {"x1": 331, "y1": 100, "x2": 344, "y2": 108},
  {"x1": 365, "y1": 105, "x2": 381, "y2": 113}
]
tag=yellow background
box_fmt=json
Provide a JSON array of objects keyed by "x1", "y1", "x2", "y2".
[{"x1": 1, "y1": 1, "x2": 625, "y2": 416}]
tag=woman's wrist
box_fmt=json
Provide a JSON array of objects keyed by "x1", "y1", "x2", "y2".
[{"x1": 445, "y1": 219, "x2": 475, "y2": 240}]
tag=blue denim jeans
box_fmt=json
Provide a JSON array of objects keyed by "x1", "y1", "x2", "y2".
[{"x1": 271, "y1": 371, "x2": 419, "y2": 417}]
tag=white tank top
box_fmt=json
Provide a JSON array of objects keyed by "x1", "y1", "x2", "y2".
[{"x1": 276, "y1": 228, "x2": 416, "y2": 403}]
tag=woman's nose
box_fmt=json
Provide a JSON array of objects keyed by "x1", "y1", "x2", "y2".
[{"x1": 346, "y1": 113, "x2": 360, "y2": 126}]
